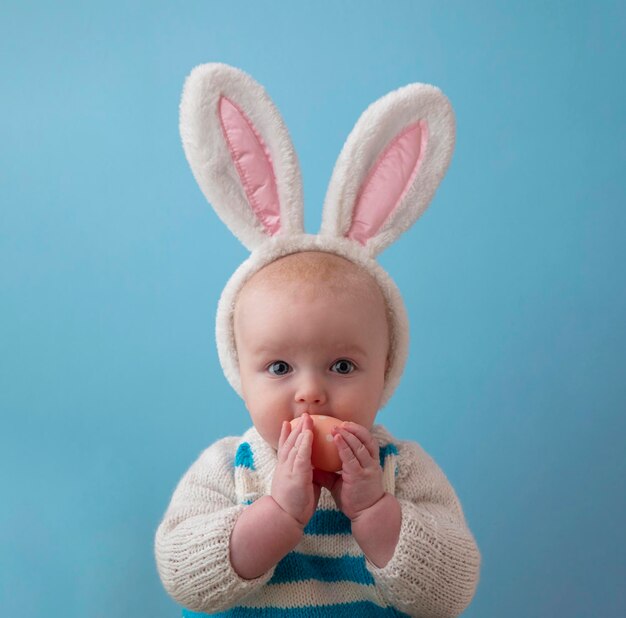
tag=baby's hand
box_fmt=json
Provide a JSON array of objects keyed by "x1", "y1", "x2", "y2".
[
  {"x1": 315, "y1": 421, "x2": 385, "y2": 522},
  {"x1": 270, "y1": 413, "x2": 321, "y2": 527}
]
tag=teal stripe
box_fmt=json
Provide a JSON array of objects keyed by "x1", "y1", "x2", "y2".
[
  {"x1": 378, "y1": 443, "x2": 398, "y2": 469},
  {"x1": 234, "y1": 442, "x2": 255, "y2": 470},
  {"x1": 269, "y1": 552, "x2": 374, "y2": 585},
  {"x1": 303, "y1": 509, "x2": 351, "y2": 535},
  {"x1": 183, "y1": 600, "x2": 411, "y2": 617}
]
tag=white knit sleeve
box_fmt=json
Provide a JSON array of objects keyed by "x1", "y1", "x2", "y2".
[
  {"x1": 366, "y1": 440, "x2": 481, "y2": 618},
  {"x1": 154, "y1": 437, "x2": 275, "y2": 613}
]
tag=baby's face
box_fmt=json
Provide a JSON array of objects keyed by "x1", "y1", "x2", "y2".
[{"x1": 234, "y1": 277, "x2": 389, "y2": 450}]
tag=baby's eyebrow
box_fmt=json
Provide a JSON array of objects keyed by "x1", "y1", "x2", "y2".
[
  {"x1": 248, "y1": 344, "x2": 288, "y2": 357},
  {"x1": 250, "y1": 343, "x2": 368, "y2": 357},
  {"x1": 332, "y1": 344, "x2": 367, "y2": 357}
]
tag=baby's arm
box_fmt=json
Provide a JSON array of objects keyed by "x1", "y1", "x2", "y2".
[
  {"x1": 230, "y1": 416, "x2": 320, "y2": 579},
  {"x1": 317, "y1": 422, "x2": 402, "y2": 567},
  {"x1": 319, "y1": 422, "x2": 480, "y2": 616},
  {"x1": 156, "y1": 417, "x2": 320, "y2": 612},
  {"x1": 350, "y1": 492, "x2": 402, "y2": 567},
  {"x1": 155, "y1": 437, "x2": 272, "y2": 613},
  {"x1": 366, "y1": 440, "x2": 481, "y2": 618},
  {"x1": 155, "y1": 437, "x2": 288, "y2": 613}
]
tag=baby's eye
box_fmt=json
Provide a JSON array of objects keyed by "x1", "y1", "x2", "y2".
[
  {"x1": 330, "y1": 359, "x2": 355, "y2": 375},
  {"x1": 267, "y1": 361, "x2": 292, "y2": 376}
]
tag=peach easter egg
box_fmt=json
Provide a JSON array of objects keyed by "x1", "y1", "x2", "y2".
[{"x1": 290, "y1": 415, "x2": 342, "y2": 472}]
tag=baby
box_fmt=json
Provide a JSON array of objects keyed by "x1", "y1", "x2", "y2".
[
  {"x1": 155, "y1": 252, "x2": 480, "y2": 617},
  {"x1": 231, "y1": 252, "x2": 398, "y2": 575},
  {"x1": 155, "y1": 63, "x2": 481, "y2": 617}
]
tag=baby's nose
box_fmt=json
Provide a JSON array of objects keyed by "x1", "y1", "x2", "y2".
[
  {"x1": 294, "y1": 374, "x2": 327, "y2": 405},
  {"x1": 296, "y1": 393, "x2": 324, "y2": 404}
]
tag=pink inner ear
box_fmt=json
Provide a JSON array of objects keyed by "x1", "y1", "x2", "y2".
[
  {"x1": 347, "y1": 120, "x2": 428, "y2": 245},
  {"x1": 218, "y1": 96, "x2": 281, "y2": 235}
]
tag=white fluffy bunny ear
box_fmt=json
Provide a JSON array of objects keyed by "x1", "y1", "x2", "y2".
[
  {"x1": 180, "y1": 63, "x2": 304, "y2": 251},
  {"x1": 320, "y1": 83, "x2": 455, "y2": 256}
]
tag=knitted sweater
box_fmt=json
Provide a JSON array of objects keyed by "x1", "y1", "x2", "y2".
[{"x1": 155, "y1": 424, "x2": 480, "y2": 617}]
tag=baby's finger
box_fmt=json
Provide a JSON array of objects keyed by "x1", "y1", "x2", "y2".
[
  {"x1": 277, "y1": 421, "x2": 291, "y2": 459},
  {"x1": 280, "y1": 418, "x2": 303, "y2": 457},
  {"x1": 335, "y1": 428, "x2": 372, "y2": 468},
  {"x1": 334, "y1": 432, "x2": 361, "y2": 472},
  {"x1": 293, "y1": 430, "x2": 313, "y2": 471},
  {"x1": 300, "y1": 412, "x2": 314, "y2": 433},
  {"x1": 280, "y1": 414, "x2": 310, "y2": 458},
  {"x1": 286, "y1": 430, "x2": 306, "y2": 469},
  {"x1": 337, "y1": 422, "x2": 379, "y2": 461}
]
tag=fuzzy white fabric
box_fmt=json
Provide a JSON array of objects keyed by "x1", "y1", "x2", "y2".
[
  {"x1": 180, "y1": 63, "x2": 304, "y2": 250},
  {"x1": 178, "y1": 63, "x2": 456, "y2": 406},
  {"x1": 321, "y1": 82, "x2": 455, "y2": 257}
]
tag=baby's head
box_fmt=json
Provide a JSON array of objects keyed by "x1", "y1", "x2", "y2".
[
  {"x1": 233, "y1": 251, "x2": 391, "y2": 449},
  {"x1": 179, "y1": 66, "x2": 455, "y2": 446}
]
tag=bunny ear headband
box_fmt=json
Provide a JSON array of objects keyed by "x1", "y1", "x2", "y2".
[{"x1": 180, "y1": 63, "x2": 455, "y2": 407}]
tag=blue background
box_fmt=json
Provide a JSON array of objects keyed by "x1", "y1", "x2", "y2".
[{"x1": 1, "y1": 1, "x2": 625, "y2": 616}]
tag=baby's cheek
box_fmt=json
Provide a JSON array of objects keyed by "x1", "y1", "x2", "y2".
[
  {"x1": 331, "y1": 391, "x2": 373, "y2": 426},
  {"x1": 261, "y1": 417, "x2": 283, "y2": 450},
  {"x1": 246, "y1": 404, "x2": 280, "y2": 450}
]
